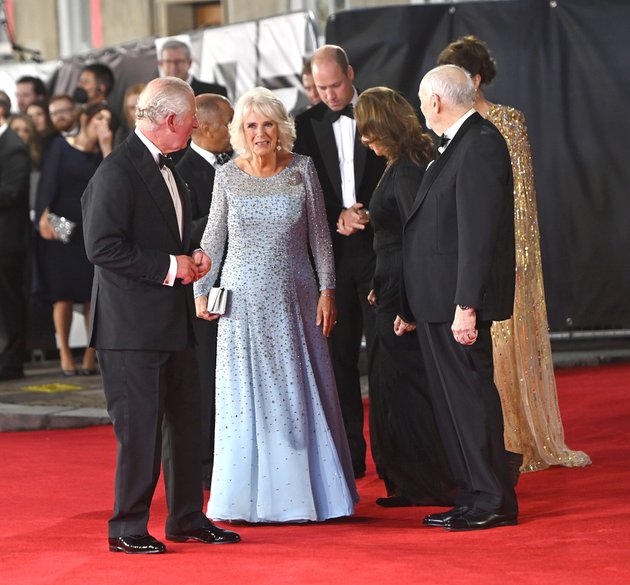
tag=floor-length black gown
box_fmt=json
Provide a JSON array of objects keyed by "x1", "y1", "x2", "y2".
[{"x1": 369, "y1": 155, "x2": 455, "y2": 505}]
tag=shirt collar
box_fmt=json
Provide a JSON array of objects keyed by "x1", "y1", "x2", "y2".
[
  {"x1": 442, "y1": 108, "x2": 476, "y2": 142},
  {"x1": 135, "y1": 127, "x2": 163, "y2": 165},
  {"x1": 190, "y1": 140, "x2": 217, "y2": 166},
  {"x1": 350, "y1": 87, "x2": 359, "y2": 106},
  {"x1": 0, "y1": 122, "x2": 7, "y2": 138}
]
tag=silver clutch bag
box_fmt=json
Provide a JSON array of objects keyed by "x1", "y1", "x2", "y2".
[
  {"x1": 207, "y1": 287, "x2": 228, "y2": 315},
  {"x1": 47, "y1": 212, "x2": 76, "y2": 244}
]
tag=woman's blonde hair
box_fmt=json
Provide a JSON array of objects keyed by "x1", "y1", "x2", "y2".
[{"x1": 230, "y1": 87, "x2": 296, "y2": 158}]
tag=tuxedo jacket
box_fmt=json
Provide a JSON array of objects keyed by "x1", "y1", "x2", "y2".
[
  {"x1": 190, "y1": 77, "x2": 227, "y2": 98},
  {"x1": 294, "y1": 99, "x2": 386, "y2": 254},
  {"x1": 82, "y1": 132, "x2": 198, "y2": 351},
  {"x1": 0, "y1": 127, "x2": 31, "y2": 255},
  {"x1": 176, "y1": 148, "x2": 216, "y2": 244},
  {"x1": 402, "y1": 112, "x2": 515, "y2": 324}
]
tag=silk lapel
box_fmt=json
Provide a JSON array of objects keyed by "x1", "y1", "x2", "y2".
[
  {"x1": 170, "y1": 163, "x2": 192, "y2": 249},
  {"x1": 353, "y1": 131, "x2": 367, "y2": 195},
  {"x1": 126, "y1": 133, "x2": 183, "y2": 247},
  {"x1": 312, "y1": 113, "x2": 343, "y2": 202},
  {"x1": 405, "y1": 112, "x2": 483, "y2": 226}
]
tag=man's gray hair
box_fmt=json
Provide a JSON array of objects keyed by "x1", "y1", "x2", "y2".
[
  {"x1": 136, "y1": 77, "x2": 194, "y2": 127},
  {"x1": 159, "y1": 39, "x2": 191, "y2": 60},
  {"x1": 420, "y1": 64, "x2": 475, "y2": 108}
]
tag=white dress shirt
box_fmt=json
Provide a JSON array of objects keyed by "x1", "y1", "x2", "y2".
[
  {"x1": 332, "y1": 89, "x2": 359, "y2": 209},
  {"x1": 439, "y1": 108, "x2": 477, "y2": 154}
]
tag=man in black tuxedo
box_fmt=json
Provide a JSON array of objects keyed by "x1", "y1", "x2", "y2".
[
  {"x1": 177, "y1": 92, "x2": 233, "y2": 490},
  {"x1": 159, "y1": 39, "x2": 227, "y2": 98},
  {"x1": 0, "y1": 96, "x2": 31, "y2": 381},
  {"x1": 294, "y1": 45, "x2": 386, "y2": 478},
  {"x1": 398, "y1": 64, "x2": 518, "y2": 531},
  {"x1": 82, "y1": 77, "x2": 240, "y2": 554}
]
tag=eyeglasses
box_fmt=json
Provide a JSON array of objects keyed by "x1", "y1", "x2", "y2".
[
  {"x1": 160, "y1": 59, "x2": 189, "y2": 66},
  {"x1": 49, "y1": 107, "x2": 75, "y2": 117}
]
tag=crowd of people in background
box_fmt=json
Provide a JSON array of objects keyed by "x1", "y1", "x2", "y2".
[{"x1": 0, "y1": 34, "x2": 591, "y2": 552}]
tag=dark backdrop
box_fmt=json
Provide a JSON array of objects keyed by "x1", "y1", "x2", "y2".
[{"x1": 327, "y1": 0, "x2": 630, "y2": 330}]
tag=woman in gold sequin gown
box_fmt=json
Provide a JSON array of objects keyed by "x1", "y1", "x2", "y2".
[{"x1": 438, "y1": 36, "x2": 590, "y2": 472}]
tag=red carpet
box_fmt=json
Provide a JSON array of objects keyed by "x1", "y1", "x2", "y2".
[{"x1": 1, "y1": 364, "x2": 629, "y2": 584}]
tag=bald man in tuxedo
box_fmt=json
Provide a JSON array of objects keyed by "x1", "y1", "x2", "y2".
[{"x1": 399, "y1": 65, "x2": 517, "y2": 531}]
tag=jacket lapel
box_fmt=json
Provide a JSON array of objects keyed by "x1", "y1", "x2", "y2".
[
  {"x1": 126, "y1": 133, "x2": 184, "y2": 248},
  {"x1": 312, "y1": 113, "x2": 343, "y2": 202},
  {"x1": 353, "y1": 131, "x2": 367, "y2": 196},
  {"x1": 406, "y1": 112, "x2": 483, "y2": 225},
  {"x1": 171, "y1": 164, "x2": 192, "y2": 249}
]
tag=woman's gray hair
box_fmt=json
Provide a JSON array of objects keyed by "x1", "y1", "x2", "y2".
[
  {"x1": 135, "y1": 76, "x2": 194, "y2": 128},
  {"x1": 230, "y1": 87, "x2": 296, "y2": 158},
  {"x1": 420, "y1": 64, "x2": 475, "y2": 108}
]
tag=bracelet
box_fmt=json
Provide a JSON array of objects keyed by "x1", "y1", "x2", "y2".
[{"x1": 320, "y1": 291, "x2": 335, "y2": 298}]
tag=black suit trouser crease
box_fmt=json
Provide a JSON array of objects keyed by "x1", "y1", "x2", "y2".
[
  {"x1": 98, "y1": 347, "x2": 206, "y2": 538},
  {"x1": 328, "y1": 243, "x2": 376, "y2": 474},
  {"x1": 417, "y1": 321, "x2": 517, "y2": 516}
]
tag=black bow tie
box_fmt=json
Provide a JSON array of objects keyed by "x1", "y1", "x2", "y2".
[
  {"x1": 438, "y1": 134, "x2": 451, "y2": 149},
  {"x1": 215, "y1": 152, "x2": 231, "y2": 166},
  {"x1": 159, "y1": 154, "x2": 175, "y2": 170},
  {"x1": 330, "y1": 104, "x2": 354, "y2": 122}
]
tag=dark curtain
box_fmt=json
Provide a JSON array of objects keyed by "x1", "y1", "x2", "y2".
[{"x1": 327, "y1": 0, "x2": 630, "y2": 330}]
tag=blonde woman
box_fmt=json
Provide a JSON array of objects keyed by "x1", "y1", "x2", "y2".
[{"x1": 194, "y1": 87, "x2": 358, "y2": 523}]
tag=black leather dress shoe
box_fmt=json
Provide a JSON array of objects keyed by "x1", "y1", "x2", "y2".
[
  {"x1": 423, "y1": 506, "x2": 470, "y2": 527},
  {"x1": 444, "y1": 509, "x2": 518, "y2": 531},
  {"x1": 166, "y1": 524, "x2": 241, "y2": 544},
  {"x1": 108, "y1": 534, "x2": 166, "y2": 554}
]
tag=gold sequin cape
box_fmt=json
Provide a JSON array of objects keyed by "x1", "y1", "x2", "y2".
[{"x1": 487, "y1": 104, "x2": 591, "y2": 471}]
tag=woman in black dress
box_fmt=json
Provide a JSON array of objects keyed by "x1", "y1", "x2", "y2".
[
  {"x1": 26, "y1": 99, "x2": 59, "y2": 156},
  {"x1": 355, "y1": 87, "x2": 454, "y2": 506},
  {"x1": 36, "y1": 103, "x2": 117, "y2": 375}
]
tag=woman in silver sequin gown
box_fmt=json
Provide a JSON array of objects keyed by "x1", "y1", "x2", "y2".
[{"x1": 194, "y1": 87, "x2": 358, "y2": 523}]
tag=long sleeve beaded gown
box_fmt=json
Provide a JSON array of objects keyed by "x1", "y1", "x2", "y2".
[
  {"x1": 194, "y1": 154, "x2": 358, "y2": 522},
  {"x1": 487, "y1": 105, "x2": 591, "y2": 471}
]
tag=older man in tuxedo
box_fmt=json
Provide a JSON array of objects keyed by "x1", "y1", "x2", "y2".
[
  {"x1": 82, "y1": 77, "x2": 240, "y2": 554},
  {"x1": 177, "y1": 92, "x2": 233, "y2": 489},
  {"x1": 294, "y1": 45, "x2": 385, "y2": 478},
  {"x1": 398, "y1": 65, "x2": 518, "y2": 531},
  {"x1": 0, "y1": 96, "x2": 30, "y2": 381}
]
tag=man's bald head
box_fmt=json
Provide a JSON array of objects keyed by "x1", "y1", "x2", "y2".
[
  {"x1": 192, "y1": 93, "x2": 233, "y2": 154},
  {"x1": 418, "y1": 64, "x2": 475, "y2": 134}
]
